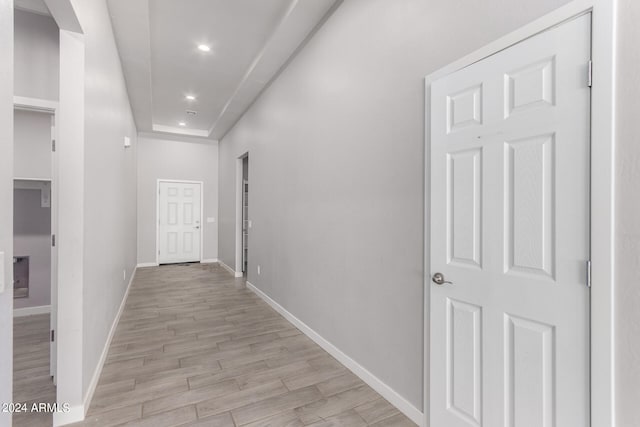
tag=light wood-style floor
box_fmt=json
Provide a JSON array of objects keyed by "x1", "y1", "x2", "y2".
[
  {"x1": 13, "y1": 313, "x2": 57, "y2": 427},
  {"x1": 70, "y1": 263, "x2": 416, "y2": 427}
]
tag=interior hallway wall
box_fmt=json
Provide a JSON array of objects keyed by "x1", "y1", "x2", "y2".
[
  {"x1": 218, "y1": 0, "x2": 573, "y2": 411},
  {"x1": 615, "y1": 0, "x2": 640, "y2": 425},
  {"x1": 0, "y1": 1, "x2": 14, "y2": 426},
  {"x1": 137, "y1": 135, "x2": 219, "y2": 265},
  {"x1": 14, "y1": 9, "x2": 59, "y2": 100},
  {"x1": 67, "y1": 0, "x2": 138, "y2": 398}
]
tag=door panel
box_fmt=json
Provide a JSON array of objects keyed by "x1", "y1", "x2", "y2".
[
  {"x1": 447, "y1": 298, "x2": 482, "y2": 427},
  {"x1": 504, "y1": 314, "x2": 554, "y2": 427},
  {"x1": 430, "y1": 14, "x2": 591, "y2": 427},
  {"x1": 159, "y1": 182, "x2": 201, "y2": 264},
  {"x1": 447, "y1": 148, "x2": 482, "y2": 268},
  {"x1": 505, "y1": 134, "x2": 555, "y2": 278}
]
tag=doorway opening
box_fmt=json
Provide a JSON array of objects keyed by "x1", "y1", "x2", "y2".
[
  {"x1": 12, "y1": 104, "x2": 58, "y2": 424},
  {"x1": 242, "y1": 156, "x2": 249, "y2": 276},
  {"x1": 235, "y1": 153, "x2": 249, "y2": 277}
]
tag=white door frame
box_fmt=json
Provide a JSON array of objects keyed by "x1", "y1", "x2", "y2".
[
  {"x1": 155, "y1": 179, "x2": 204, "y2": 265},
  {"x1": 234, "y1": 153, "x2": 249, "y2": 277},
  {"x1": 13, "y1": 96, "x2": 59, "y2": 383},
  {"x1": 423, "y1": 1, "x2": 616, "y2": 426}
]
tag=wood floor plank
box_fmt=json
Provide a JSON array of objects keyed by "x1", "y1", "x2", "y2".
[
  {"x1": 369, "y1": 412, "x2": 418, "y2": 427},
  {"x1": 177, "y1": 411, "x2": 236, "y2": 427},
  {"x1": 354, "y1": 397, "x2": 404, "y2": 425},
  {"x1": 195, "y1": 380, "x2": 288, "y2": 419},
  {"x1": 75, "y1": 404, "x2": 142, "y2": 426},
  {"x1": 12, "y1": 314, "x2": 56, "y2": 427},
  {"x1": 305, "y1": 409, "x2": 368, "y2": 427},
  {"x1": 122, "y1": 405, "x2": 197, "y2": 427},
  {"x1": 231, "y1": 385, "x2": 323, "y2": 426},
  {"x1": 89, "y1": 377, "x2": 189, "y2": 416},
  {"x1": 187, "y1": 360, "x2": 269, "y2": 390},
  {"x1": 294, "y1": 384, "x2": 380, "y2": 424},
  {"x1": 315, "y1": 372, "x2": 367, "y2": 397},
  {"x1": 142, "y1": 378, "x2": 239, "y2": 417},
  {"x1": 239, "y1": 410, "x2": 303, "y2": 427},
  {"x1": 236, "y1": 360, "x2": 311, "y2": 390}
]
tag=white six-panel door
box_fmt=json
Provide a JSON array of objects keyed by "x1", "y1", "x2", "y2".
[
  {"x1": 158, "y1": 181, "x2": 202, "y2": 264},
  {"x1": 430, "y1": 14, "x2": 591, "y2": 427}
]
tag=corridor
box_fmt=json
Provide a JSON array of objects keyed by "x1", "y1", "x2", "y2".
[{"x1": 71, "y1": 264, "x2": 415, "y2": 426}]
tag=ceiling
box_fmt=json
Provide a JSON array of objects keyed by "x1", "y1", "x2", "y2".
[
  {"x1": 107, "y1": 0, "x2": 340, "y2": 141},
  {"x1": 15, "y1": 0, "x2": 51, "y2": 16}
]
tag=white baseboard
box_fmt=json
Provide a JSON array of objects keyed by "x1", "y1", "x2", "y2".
[
  {"x1": 219, "y1": 259, "x2": 243, "y2": 277},
  {"x1": 246, "y1": 281, "x2": 424, "y2": 426},
  {"x1": 136, "y1": 262, "x2": 158, "y2": 268},
  {"x1": 13, "y1": 305, "x2": 51, "y2": 317},
  {"x1": 200, "y1": 258, "x2": 219, "y2": 264},
  {"x1": 53, "y1": 404, "x2": 84, "y2": 427},
  {"x1": 81, "y1": 267, "x2": 137, "y2": 420}
]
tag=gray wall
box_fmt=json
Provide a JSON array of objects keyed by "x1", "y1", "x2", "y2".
[
  {"x1": 218, "y1": 0, "x2": 574, "y2": 410},
  {"x1": 14, "y1": 9, "x2": 59, "y2": 100},
  {"x1": 69, "y1": 0, "x2": 138, "y2": 397},
  {"x1": 14, "y1": 109, "x2": 52, "y2": 180},
  {"x1": 0, "y1": 1, "x2": 13, "y2": 425},
  {"x1": 615, "y1": 0, "x2": 640, "y2": 425},
  {"x1": 137, "y1": 135, "x2": 219, "y2": 264},
  {"x1": 13, "y1": 0, "x2": 137, "y2": 409},
  {"x1": 13, "y1": 188, "x2": 51, "y2": 309}
]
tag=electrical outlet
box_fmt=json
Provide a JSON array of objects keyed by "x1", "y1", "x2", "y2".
[{"x1": 257, "y1": 265, "x2": 261, "y2": 275}]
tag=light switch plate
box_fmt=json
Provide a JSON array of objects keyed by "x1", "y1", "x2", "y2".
[
  {"x1": 0, "y1": 252, "x2": 4, "y2": 293},
  {"x1": 207, "y1": 217, "x2": 215, "y2": 223},
  {"x1": 124, "y1": 136, "x2": 131, "y2": 148}
]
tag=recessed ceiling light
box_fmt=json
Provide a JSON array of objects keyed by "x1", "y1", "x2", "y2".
[
  {"x1": 178, "y1": 122, "x2": 186, "y2": 127},
  {"x1": 197, "y1": 44, "x2": 211, "y2": 52},
  {"x1": 185, "y1": 95, "x2": 196, "y2": 101}
]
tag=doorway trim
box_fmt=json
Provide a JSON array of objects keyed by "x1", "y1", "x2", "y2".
[
  {"x1": 234, "y1": 153, "x2": 249, "y2": 277},
  {"x1": 155, "y1": 179, "x2": 204, "y2": 265},
  {"x1": 12, "y1": 96, "x2": 59, "y2": 383},
  {"x1": 423, "y1": 1, "x2": 616, "y2": 426}
]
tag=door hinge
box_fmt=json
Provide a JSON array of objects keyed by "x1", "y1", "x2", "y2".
[
  {"x1": 51, "y1": 234, "x2": 56, "y2": 247},
  {"x1": 587, "y1": 60, "x2": 593, "y2": 87},
  {"x1": 52, "y1": 139, "x2": 56, "y2": 152},
  {"x1": 50, "y1": 330, "x2": 54, "y2": 342},
  {"x1": 586, "y1": 260, "x2": 592, "y2": 288}
]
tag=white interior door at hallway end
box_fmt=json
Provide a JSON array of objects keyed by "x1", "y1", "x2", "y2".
[
  {"x1": 158, "y1": 181, "x2": 201, "y2": 264},
  {"x1": 429, "y1": 14, "x2": 591, "y2": 427}
]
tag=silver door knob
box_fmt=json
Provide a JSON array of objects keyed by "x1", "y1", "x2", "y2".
[{"x1": 432, "y1": 272, "x2": 452, "y2": 285}]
